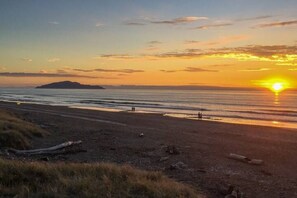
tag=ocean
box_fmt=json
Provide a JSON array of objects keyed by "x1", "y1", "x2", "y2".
[{"x1": 0, "y1": 88, "x2": 297, "y2": 129}]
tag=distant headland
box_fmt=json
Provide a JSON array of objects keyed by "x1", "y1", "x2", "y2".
[{"x1": 36, "y1": 81, "x2": 104, "y2": 89}]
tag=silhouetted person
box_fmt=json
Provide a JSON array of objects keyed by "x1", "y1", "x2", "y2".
[{"x1": 198, "y1": 112, "x2": 203, "y2": 119}]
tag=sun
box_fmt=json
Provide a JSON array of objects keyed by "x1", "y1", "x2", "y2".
[
  {"x1": 272, "y1": 82, "x2": 284, "y2": 92},
  {"x1": 257, "y1": 78, "x2": 291, "y2": 94}
]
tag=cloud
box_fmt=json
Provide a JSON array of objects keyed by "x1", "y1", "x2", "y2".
[
  {"x1": 95, "y1": 22, "x2": 104, "y2": 27},
  {"x1": 145, "y1": 47, "x2": 161, "y2": 51},
  {"x1": 49, "y1": 21, "x2": 60, "y2": 25},
  {"x1": 206, "y1": 64, "x2": 233, "y2": 67},
  {"x1": 0, "y1": 66, "x2": 6, "y2": 71},
  {"x1": 73, "y1": 68, "x2": 144, "y2": 73},
  {"x1": 236, "y1": 15, "x2": 273, "y2": 21},
  {"x1": 56, "y1": 69, "x2": 68, "y2": 73},
  {"x1": 160, "y1": 69, "x2": 178, "y2": 73},
  {"x1": 98, "y1": 45, "x2": 297, "y2": 65},
  {"x1": 148, "y1": 41, "x2": 162, "y2": 45},
  {"x1": 155, "y1": 45, "x2": 297, "y2": 63},
  {"x1": 21, "y1": 58, "x2": 32, "y2": 62},
  {"x1": 0, "y1": 72, "x2": 97, "y2": 78},
  {"x1": 160, "y1": 67, "x2": 218, "y2": 73},
  {"x1": 278, "y1": 62, "x2": 297, "y2": 66},
  {"x1": 124, "y1": 22, "x2": 146, "y2": 26},
  {"x1": 151, "y1": 16, "x2": 208, "y2": 24},
  {"x1": 254, "y1": 20, "x2": 297, "y2": 28},
  {"x1": 184, "y1": 40, "x2": 200, "y2": 45},
  {"x1": 184, "y1": 35, "x2": 248, "y2": 47},
  {"x1": 95, "y1": 54, "x2": 138, "y2": 60},
  {"x1": 239, "y1": 68, "x2": 271, "y2": 72},
  {"x1": 47, "y1": 58, "x2": 60, "y2": 63},
  {"x1": 39, "y1": 70, "x2": 48, "y2": 73},
  {"x1": 145, "y1": 40, "x2": 163, "y2": 51},
  {"x1": 183, "y1": 67, "x2": 218, "y2": 72},
  {"x1": 194, "y1": 23, "x2": 233, "y2": 30}
]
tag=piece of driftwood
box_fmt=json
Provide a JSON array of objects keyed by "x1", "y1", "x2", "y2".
[
  {"x1": 228, "y1": 153, "x2": 263, "y2": 165},
  {"x1": 8, "y1": 141, "x2": 84, "y2": 156}
]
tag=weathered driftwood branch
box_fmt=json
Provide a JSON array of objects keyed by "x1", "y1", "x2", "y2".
[
  {"x1": 228, "y1": 153, "x2": 263, "y2": 165},
  {"x1": 8, "y1": 141, "x2": 84, "y2": 156}
]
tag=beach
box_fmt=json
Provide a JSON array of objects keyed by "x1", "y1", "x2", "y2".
[{"x1": 1, "y1": 101, "x2": 297, "y2": 197}]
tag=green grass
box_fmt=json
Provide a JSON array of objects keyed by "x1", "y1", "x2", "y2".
[
  {"x1": 0, "y1": 159, "x2": 202, "y2": 198},
  {"x1": 0, "y1": 109, "x2": 47, "y2": 149}
]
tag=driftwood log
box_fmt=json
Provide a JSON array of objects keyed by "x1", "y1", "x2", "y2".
[
  {"x1": 8, "y1": 141, "x2": 85, "y2": 156},
  {"x1": 228, "y1": 153, "x2": 263, "y2": 165}
]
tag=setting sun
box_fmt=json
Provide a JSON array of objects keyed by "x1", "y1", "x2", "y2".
[
  {"x1": 257, "y1": 78, "x2": 291, "y2": 93},
  {"x1": 272, "y1": 82, "x2": 284, "y2": 92}
]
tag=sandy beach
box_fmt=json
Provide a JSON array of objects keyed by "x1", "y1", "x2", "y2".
[{"x1": 1, "y1": 101, "x2": 297, "y2": 197}]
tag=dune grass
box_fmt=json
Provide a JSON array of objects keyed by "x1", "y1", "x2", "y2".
[
  {"x1": 0, "y1": 159, "x2": 202, "y2": 198},
  {"x1": 0, "y1": 109, "x2": 47, "y2": 149}
]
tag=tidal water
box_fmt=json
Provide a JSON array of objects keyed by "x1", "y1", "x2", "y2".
[{"x1": 0, "y1": 88, "x2": 297, "y2": 129}]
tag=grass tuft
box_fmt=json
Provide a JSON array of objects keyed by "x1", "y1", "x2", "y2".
[
  {"x1": 0, "y1": 159, "x2": 203, "y2": 198},
  {"x1": 0, "y1": 109, "x2": 47, "y2": 149}
]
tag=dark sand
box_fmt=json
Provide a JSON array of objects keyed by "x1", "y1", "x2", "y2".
[{"x1": 1, "y1": 101, "x2": 297, "y2": 197}]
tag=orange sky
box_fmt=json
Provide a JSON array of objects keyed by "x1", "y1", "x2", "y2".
[{"x1": 0, "y1": 1, "x2": 297, "y2": 88}]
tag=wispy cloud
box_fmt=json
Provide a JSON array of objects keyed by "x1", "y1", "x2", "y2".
[
  {"x1": 184, "y1": 35, "x2": 248, "y2": 47},
  {"x1": 160, "y1": 67, "x2": 218, "y2": 73},
  {"x1": 21, "y1": 58, "x2": 32, "y2": 62},
  {"x1": 0, "y1": 66, "x2": 6, "y2": 71},
  {"x1": 254, "y1": 20, "x2": 297, "y2": 28},
  {"x1": 124, "y1": 16, "x2": 207, "y2": 26},
  {"x1": 73, "y1": 68, "x2": 144, "y2": 73},
  {"x1": 56, "y1": 69, "x2": 68, "y2": 73},
  {"x1": 206, "y1": 64, "x2": 233, "y2": 67},
  {"x1": 160, "y1": 69, "x2": 178, "y2": 73},
  {"x1": 183, "y1": 67, "x2": 218, "y2": 72},
  {"x1": 148, "y1": 41, "x2": 162, "y2": 45},
  {"x1": 239, "y1": 68, "x2": 271, "y2": 72},
  {"x1": 145, "y1": 40, "x2": 163, "y2": 51},
  {"x1": 276, "y1": 62, "x2": 297, "y2": 66},
  {"x1": 95, "y1": 54, "x2": 138, "y2": 60},
  {"x1": 145, "y1": 47, "x2": 161, "y2": 51},
  {"x1": 0, "y1": 72, "x2": 97, "y2": 78},
  {"x1": 236, "y1": 15, "x2": 273, "y2": 21},
  {"x1": 151, "y1": 16, "x2": 208, "y2": 24},
  {"x1": 47, "y1": 58, "x2": 60, "y2": 63},
  {"x1": 49, "y1": 21, "x2": 60, "y2": 25},
  {"x1": 95, "y1": 22, "x2": 104, "y2": 27},
  {"x1": 194, "y1": 23, "x2": 233, "y2": 30},
  {"x1": 124, "y1": 22, "x2": 146, "y2": 26}
]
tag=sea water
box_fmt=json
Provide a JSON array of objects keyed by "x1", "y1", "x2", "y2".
[{"x1": 0, "y1": 88, "x2": 297, "y2": 129}]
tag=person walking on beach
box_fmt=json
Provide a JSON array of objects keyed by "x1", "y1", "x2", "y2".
[{"x1": 198, "y1": 112, "x2": 203, "y2": 119}]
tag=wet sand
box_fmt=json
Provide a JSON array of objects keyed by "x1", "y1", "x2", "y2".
[{"x1": 0, "y1": 101, "x2": 297, "y2": 197}]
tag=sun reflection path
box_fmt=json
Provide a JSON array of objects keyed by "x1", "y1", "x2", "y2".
[{"x1": 274, "y1": 94, "x2": 280, "y2": 105}]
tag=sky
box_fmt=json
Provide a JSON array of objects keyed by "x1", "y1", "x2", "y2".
[{"x1": 0, "y1": 0, "x2": 297, "y2": 87}]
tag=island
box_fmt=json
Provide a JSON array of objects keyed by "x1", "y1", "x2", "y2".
[{"x1": 36, "y1": 81, "x2": 104, "y2": 89}]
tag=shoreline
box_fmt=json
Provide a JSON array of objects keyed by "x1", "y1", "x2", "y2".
[
  {"x1": 1, "y1": 101, "x2": 297, "y2": 197},
  {"x1": 2, "y1": 99, "x2": 297, "y2": 130}
]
